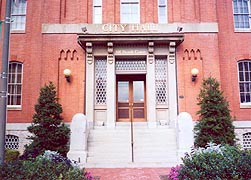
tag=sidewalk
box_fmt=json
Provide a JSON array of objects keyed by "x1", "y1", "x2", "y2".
[{"x1": 86, "y1": 168, "x2": 171, "y2": 180}]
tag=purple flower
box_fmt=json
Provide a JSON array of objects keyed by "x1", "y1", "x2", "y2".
[{"x1": 168, "y1": 165, "x2": 181, "y2": 180}]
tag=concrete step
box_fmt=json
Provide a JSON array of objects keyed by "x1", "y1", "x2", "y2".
[{"x1": 86, "y1": 126, "x2": 178, "y2": 166}]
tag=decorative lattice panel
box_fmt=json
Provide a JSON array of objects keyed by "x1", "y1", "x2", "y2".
[
  {"x1": 116, "y1": 60, "x2": 146, "y2": 73},
  {"x1": 5, "y1": 135, "x2": 19, "y2": 149},
  {"x1": 95, "y1": 59, "x2": 107, "y2": 105},
  {"x1": 243, "y1": 132, "x2": 251, "y2": 150},
  {"x1": 155, "y1": 57, "x2": 168, "y2": 104}
]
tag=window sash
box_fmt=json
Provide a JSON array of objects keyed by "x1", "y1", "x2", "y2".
[
  {"x1": 120, "y1": 0, "x2": 140, "y2": 23},
  {"x1": 158, "y1": 0, "x2": 167, "y2": 24},
  {"x1": 238, "y1": 61, "x2": 251, "y2": 104},
  {"x1": 233, "y1": 0, "x2": 251, "y2": 29},
  {"x1": 93, "y1": 0, "x2": 102, "y2": 24},
  {"x1": 11, "y1": 0, "x2": 27, "y2": 31},
  {"x1": 8, "y1": 62, "x2": 23, "y2": 107}
]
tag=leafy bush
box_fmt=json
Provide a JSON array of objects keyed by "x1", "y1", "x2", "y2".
[
  {"x1": 177, "y1": 143, "x2": 251, "y2": 180},
  {"x1": 0, "y1": 150, "x2": 94, "y2": 180},
  {"x1": 5, "y1": 149, "x2": 20, "y2": 162}
]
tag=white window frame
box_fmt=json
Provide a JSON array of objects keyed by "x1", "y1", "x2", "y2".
[
  {"x1": 11, "y1": 0, "x2": 27, "y2": 31},
  {"x1": 93, "y1": 0, "x2": 102, "y2": 24},
  {"x1": 120, "y1": 0, "x2": 140, "y2": 24},
  {"x1": 158, "y1": 0, "x2": 167, "y2": 24},
  {"x1": 238, "y1": 60, "x2": 251, "y2": 107},
  {"x1": 7, "y1": 62, "x2": 23, "y2": 109},
  {"x1": 233, "y1": 0, "x2": 251, "y2": 30}
]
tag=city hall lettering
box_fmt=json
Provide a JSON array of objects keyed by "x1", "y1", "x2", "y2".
[{"x1": 101, "y1": 23, "x2": 158, "y2": 33}]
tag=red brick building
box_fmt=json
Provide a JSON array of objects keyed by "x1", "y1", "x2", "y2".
[{"x1": 1, "y1": 0, "x2": 251, "y2": 166}]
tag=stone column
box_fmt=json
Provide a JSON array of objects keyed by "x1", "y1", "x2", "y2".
[
  {"x1": 168, "y1": 42, "x2": 178, "y2": 128},
  {"x1": 106, "y1": 42, "x2": 116, "y2": 128},
  {"x1": 85, "y1": 42, "x2": 94, "y2": 128},
  {"x1": 146, "y1": 42, "x2": 157, "y2": 128}
]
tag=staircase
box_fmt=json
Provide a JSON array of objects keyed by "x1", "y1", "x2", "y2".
[{"x1": 85, "y1": 123, "x2": 178, "y2": 168}]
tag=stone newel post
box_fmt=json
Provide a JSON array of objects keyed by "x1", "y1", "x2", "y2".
[
  {"x1": 177, "y1": 112, "x2": 194, "y2": 162},
  {"x1": 67, "y1": 113, "x2": 89, "y2": 164}
]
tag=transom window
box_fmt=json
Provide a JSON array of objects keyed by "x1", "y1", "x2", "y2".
[
  {"x1": 93, "y1": 0, "x2": 102, "y2": 24},
  {"x1": 238, "y1": 60, "x2": 251, "y2": 104},
  {"x1": 233, "y1": 0, "x2": 251, "y2": 29},
  {"x1": 158, "y1": 0, "x2": 167, "y2": 24},
  {"x1": 11, "y1": 0, "x2": 27, "y2": 31},
  {"x1": 8, "y1": 62, "x2": 23, "y2": 107},
  {"x1": 120, "y1": 0, "x2": 140, "y2": 23}
]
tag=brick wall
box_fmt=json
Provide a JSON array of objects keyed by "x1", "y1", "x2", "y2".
[{"x1": 0, "y1": 0, "x2": 250, "y2": 124}]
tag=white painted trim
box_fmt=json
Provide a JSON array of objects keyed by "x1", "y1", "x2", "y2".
[
  {"x1": 233, "y1": 121, "x2": 251, "y2": 128},
  {"x1": 6, "y1": 123, "x2": 31, "y2": 131},
  {"x1": 6, "y1": 122, "x2": 71, "y2": 131}
]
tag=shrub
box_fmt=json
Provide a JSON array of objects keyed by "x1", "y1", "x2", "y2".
[
  {"x1": 0, "y1": 150, "x2": 93, "y2": 180},
  {"x1": 5, "y1": 149, "x2": 20, "y2": 162},
  {"x1": 194, "y1": 77, "x2": 235, "y2": 147},
  {"x1": 23, "y1": 82, "x2": 70, "y2": 159},
  {"x1": 177, "y1": 143, "x2": 251, "y2": 180}
]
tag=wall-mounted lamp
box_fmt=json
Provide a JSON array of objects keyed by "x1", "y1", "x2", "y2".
[
  {"x1": 191, "y1": 68, "x2": 199, "y2": 82},
  {"x1": 63, "y1": 69, "x2": 71, "y2": 82}
]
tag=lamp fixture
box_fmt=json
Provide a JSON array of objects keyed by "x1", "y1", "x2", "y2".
[
  {"x1": 63, "y1": 69, "x2": 71, "y2": 82},
  {"x1": 191, "y1": 68, "x2": 199, "y2": 82}
]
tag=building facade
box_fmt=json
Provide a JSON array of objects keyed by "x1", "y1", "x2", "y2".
[{"x1": 1, "y1": 0, "x2": 251, "y2": 166}]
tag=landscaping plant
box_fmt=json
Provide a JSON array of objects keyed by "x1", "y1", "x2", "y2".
[
  {"x1": 4, "y1": 149, "x2": 20, "y2": 162},
  {"x1": 194, "y1": 77, "x2": 235, "y2": 147},
  {"x1": 177, "y1": 143, "x2": 251, "y2": 180},
  {"x1": 23, "y1": 82, "x2": 70, "y2": 158},
  {"x1": 0, "y1": 150, "x2": 94, "y2": 180}
]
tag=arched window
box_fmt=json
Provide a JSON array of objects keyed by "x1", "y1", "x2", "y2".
[
  {"x1": 238, "y1": 60, "x2": 251, "y2": 104},
  {"x1": 243, "y1": 132, "x2": 251, "y2": 150},
  {"x1": 8, "y1": 62, "x2": 23, "y2": 108},
  {"x1": 5, "y1": 134, "x2": 19, "y2": 150}
]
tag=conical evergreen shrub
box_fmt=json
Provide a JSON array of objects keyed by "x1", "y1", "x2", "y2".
[
  {"x1": 194, "y1": 77, "x2": 235, "y2": 147},
  {"x1": 23, "y1": 82, "x2": 70, "y2": 158}
]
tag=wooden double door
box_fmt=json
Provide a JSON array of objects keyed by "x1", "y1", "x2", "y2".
[{"x1": 117, "y1": 75, "x2": 146, "y2": 122}]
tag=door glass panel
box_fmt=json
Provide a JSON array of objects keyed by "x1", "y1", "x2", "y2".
[
  {"x1": 133, "y1": 81, "x2": 144, "y2": 102},
  {"x1": 118, "y1": 81, "x2": 129, "y2": 102}
]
